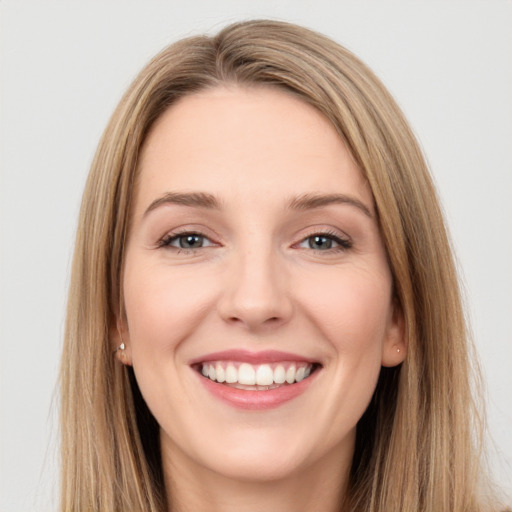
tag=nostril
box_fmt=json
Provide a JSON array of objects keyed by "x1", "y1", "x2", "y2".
[
  {"x1": 261, "y1": 316, "x2": 283, "y2": 327},
  {"x1": 227, "y1": 315, "x2": 280, "y2": 324}
]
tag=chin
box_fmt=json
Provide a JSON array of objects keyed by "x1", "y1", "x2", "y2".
[
  {"x1": 204, "y1": 448, "x2": 309, "y2": 483},
  {"x1": 190, "y1": 426, "x2": 333, "y2": 483}
]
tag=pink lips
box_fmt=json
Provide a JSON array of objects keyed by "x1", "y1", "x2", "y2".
[
  {"x1": 189, "y1": 349, "x2": 315, "y2": 365},
  {"x1": 190, "y1": 349, "x2": 320, "y2": 410}
]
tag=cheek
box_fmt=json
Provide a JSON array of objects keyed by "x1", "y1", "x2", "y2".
[
  {"x1": 297, "y1": 265, "x2": 393, "y2": 354},
  {"x1": 123, "y1": 262, "x2": 219, "y2": 356},
  {"x1": 286, "y1": 266, "x2": 392, "y2": 444}
]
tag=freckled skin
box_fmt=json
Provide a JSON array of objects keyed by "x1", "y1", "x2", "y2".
[{"x1": 119, "y1": 86, "x2": 406, "y2": 511}]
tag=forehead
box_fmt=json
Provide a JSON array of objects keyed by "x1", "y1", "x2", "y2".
[{"x1": 135, "y1": 85, "x2": 372, "y2": 213}]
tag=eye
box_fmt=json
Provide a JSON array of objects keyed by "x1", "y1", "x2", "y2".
[
  {"x1": 160, "y1": 232, "x2": 215, "y2": 250},
  {"x1": 298, "y1": 232, "x2": 352, "y2": 251}
]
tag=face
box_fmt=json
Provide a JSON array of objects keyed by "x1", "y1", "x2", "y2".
[{"x1": 119, "y1": 86, "x2": 405, "y2": 483}]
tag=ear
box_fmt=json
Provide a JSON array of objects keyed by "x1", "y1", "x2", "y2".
[
  {"x1": 111, "y1": 316, "x2": 133, "y2": 366},
  {"x1": 381, "y1": 301, "x2": 406, "y2": 368}
]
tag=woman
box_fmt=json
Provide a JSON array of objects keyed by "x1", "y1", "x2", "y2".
[{"x1": 60, "y1": 19, "x2": 503, "y2": 511}]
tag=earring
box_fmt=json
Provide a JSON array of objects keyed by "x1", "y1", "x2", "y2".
[
  {"x1": 396, "y1": 347, "x2": 401, "y2": 353},
  {"x1": 114, "y1": 342, "x2": 129, "y2": 365}
]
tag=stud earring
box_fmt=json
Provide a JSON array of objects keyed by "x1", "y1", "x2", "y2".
[
  {"x1": 114, "y1": 342, "x2": 129, "y2": 365},
  {"x1": 396, "y1": 347, "x2": 401, "y2": 353}
]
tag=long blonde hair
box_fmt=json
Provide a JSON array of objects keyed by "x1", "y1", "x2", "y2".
[{"x1": 61, "y1": 19, "x2": 495, "y2": 511}]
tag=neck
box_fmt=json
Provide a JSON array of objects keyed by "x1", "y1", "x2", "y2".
[{"x1": 161, "y1": 434, "x2": 353, "y2": 512}]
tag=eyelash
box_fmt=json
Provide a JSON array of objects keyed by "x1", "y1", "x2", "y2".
[
  {"x1": 298, "y1": 230, "x2": 352, "y2": 252},
  {"x1": 158, "y1": 231, "x2": 215, "y2": 253},
  {"x1": 158, "y1": 229, "x2": 352, "y2": 254}
]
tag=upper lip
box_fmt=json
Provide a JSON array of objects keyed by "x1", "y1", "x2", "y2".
[{"x1": 189, "y1": 349, "x2": 319, "y2": 365}]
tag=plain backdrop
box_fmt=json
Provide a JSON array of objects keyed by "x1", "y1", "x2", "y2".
[{"x1": 1, "y1": 1, "x2": 511, "y2": 510}]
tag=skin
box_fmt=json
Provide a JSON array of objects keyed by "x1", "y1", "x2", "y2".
[{"x1": 116, "y1": 85, "x2": 406, "y2": 512}]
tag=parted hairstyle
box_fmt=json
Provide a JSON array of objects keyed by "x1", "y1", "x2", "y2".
[{"x1": 60, "y1": 19, "x2": 500, "y2": 511}]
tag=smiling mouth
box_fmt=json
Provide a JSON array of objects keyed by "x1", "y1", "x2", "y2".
[{"x1": 194, "y1": 361, "x2": 321, "y2": 391}]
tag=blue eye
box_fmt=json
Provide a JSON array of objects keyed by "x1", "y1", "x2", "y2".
[
  {"x1": 307, "y1": 235, "x2": 335, "y2": 250},
  {"x1": 299, "y1": 233, "x2": 352, "y2": 251},
  {"x1": 177, "y1": 234, "x2": 204, "y2": 249},
  {"x1": 160, "y1": 232, "x2": 214, "y2": 250}
]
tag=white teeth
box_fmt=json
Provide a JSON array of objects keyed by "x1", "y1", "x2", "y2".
[
  {"x1": 256, "y1": 364, "x2": 274, "y2": 386},
  {"x1": 238, "y1": 363, "x2": 256, "y2": 385},
  {"x1": 285, "y1": 364, "x2": 296, "y2": 384},
  {"x1": 225, "y1": 364, "x2": 237, "y2": 383},
  {"x1": 273, "y1": 365, "x2": 286, "y2": 384},
  {"x1": 215, "y1": 363, "x2": 225, "y2": 383},
  {"x1": 200, "y1": 361, "x2": 315, "y2": 387}
]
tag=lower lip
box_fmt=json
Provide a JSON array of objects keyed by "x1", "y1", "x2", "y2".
[{"x1": 196, "y1": 370, "x2": 319, "y2": 410}]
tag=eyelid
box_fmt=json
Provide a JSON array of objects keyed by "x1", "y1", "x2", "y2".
[
  {"x1": 166, "y1": 233, "x2": 215, "y2": 248},
  {"x1": 294, "y1": 228, "x2": 352, "y2": 251},
  {"x1": 157, "y1": 227, "x2": 220, "y2": 250}
]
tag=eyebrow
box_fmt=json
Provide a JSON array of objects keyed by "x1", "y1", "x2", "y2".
[
  {"x1": 143, "y1": 191, "x2": 373, "y2": 218},
  {"x1": 143, "y1": 192, "x2": 222, "y2": 217},
  {"x1": 288, "y1": 193, "x2": 373, "y2": 218}
]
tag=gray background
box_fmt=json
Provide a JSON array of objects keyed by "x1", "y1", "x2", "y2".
[{"x1": 1, "y1": 1, "x2": 511, "y2": 510}]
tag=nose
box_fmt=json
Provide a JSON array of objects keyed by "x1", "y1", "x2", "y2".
[{"x1": 217, "y1": 246, "x2": 293, "y2": 332}]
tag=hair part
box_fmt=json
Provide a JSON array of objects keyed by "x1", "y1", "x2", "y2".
[{"x1": 60, "y1": 19, "x2": 496, "y2": 511}]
